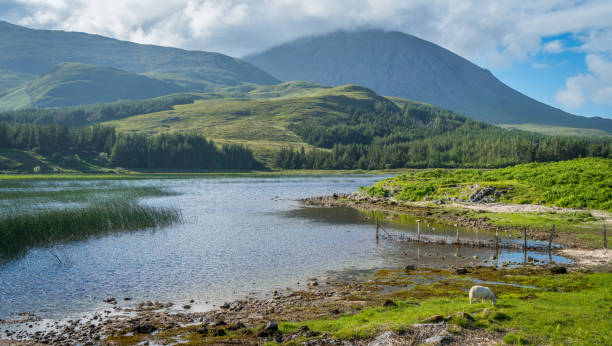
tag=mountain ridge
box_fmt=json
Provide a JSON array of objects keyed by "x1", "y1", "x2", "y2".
[
  {"x1": 246, "y1": 30, "x2": 612, "y2": 132},
  {"x1": 0, "y1": 20, "x2": 279, "y2": 95}
]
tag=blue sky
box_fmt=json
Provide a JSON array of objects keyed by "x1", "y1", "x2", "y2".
[{"x1": 1, "y1": 1, "x2": 611, "y2": 119}]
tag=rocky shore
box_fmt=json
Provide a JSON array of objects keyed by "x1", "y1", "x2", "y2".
[{"x1": 1, "y1": 269, "x2": 509, "y2": 345}]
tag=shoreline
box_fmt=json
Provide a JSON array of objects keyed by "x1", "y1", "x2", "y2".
[{"x1": 300, "y1": 193, "x2": 612, "y2": 251}]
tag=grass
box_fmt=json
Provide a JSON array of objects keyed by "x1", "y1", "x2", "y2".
[
  {"x1": 363, "y1": 158, "x2": 612, "y2": 211},
  {"x1": 279, "y1": 269, "x2": 612, "y2": 345},
  {"x1": 102, "y1": 84, "x2": 390, "y2": 163},
  {"x1": 499, "y1": 123, "x2": 612, "y2": 137},
  {"x1": 0, "y1": 200, "x2": 181, "y2": 263}
]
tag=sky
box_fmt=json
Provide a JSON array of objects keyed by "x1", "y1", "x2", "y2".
[{"x1": 1, "y1": 0, "x2": 611, "y2": 119}]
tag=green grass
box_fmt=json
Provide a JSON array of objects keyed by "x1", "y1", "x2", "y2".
[
  {"x1": 0, "y1": 200, "x2": 182, "y2": 263},
  {"x1": 500, "y1": 123, "x2": 612, "y2": 137},
  {"x1": 102, "y1": 84, "x2": 390, "y2": 163},
  {"x1": 363, "y1": 158, "x2": 612, "y2": 211},
  {"x1": 280, "y1": 270, "x2": 612, "y2": 345}
]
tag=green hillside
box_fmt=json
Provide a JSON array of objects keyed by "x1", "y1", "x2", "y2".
[
  {"x1": 100, "y1": 82, "x2": 611, "y2": 167},
  {"x1": 0, "y1": 20, "x2": 278, "y2": 103},
  {"x1": 362, "y1": 158, "x2": 612, "y2": 211},
  {"x1": 102, "y1": 84, "x2": 376, "y2": 160},
  {"x1": 0, "y1": 63, "x2": 184, "y2": 109}
]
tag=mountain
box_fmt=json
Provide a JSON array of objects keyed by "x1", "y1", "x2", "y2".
[
  {"x1": 0, "y1": 21, "x2": 278, "y2": 96},
  {"x1": 246, "y1": 30, "x2": 612, "y2": 132},
  {"x1": 0, "y1": 63, "x2": 184, "y2": 109}
]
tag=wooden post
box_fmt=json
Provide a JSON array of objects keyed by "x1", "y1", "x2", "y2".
[
  {"x1": 547, "y1": 224, "x2": 555, "y2": 253},
  {"x1": 523, "y1": 227, "x2": 528, "y2": 264},
  {"x1": 604, "y1": 223, "x2": 607, "y2": 249},
  {"x1": 455, "y1": 224, "x2": 459, "y2": 243},
  {"x1": 417, "y1": 220, "x2": 421, "y2": 243}
]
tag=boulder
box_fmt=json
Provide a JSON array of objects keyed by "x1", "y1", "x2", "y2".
[{"x1": 550, "y1": 266, "x2": 568, "y2": 274}]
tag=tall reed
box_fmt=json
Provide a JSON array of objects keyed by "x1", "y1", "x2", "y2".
[{"x1": 0, "y1": 201, "x2": 182, "y2": 263}]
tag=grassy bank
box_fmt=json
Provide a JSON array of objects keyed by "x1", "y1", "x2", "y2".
[
  {"x1": 363, "y1": 158, "x2": 611, "y2": 211},
  {"x1": 0, "y1": 201, "x2": 181, "y2": 263},
  {"x1": 99, "y1": 267, "x2": 611, "y2": 345},
  {"x1": 277, "y1": 268, "x2": 611, "y2": 345}
]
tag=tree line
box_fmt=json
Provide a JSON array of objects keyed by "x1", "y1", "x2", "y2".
[
  {"x1": 276, "y1": 103, "x2": 612, "y2": 169},
  {"x1": 0, "y1": 123, "x2": 262, "y2": 170}
]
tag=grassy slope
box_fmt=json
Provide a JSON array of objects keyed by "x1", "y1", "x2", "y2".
[
  {"x1": 0, "y1": 63, "x2": 183, "y2": 109},
  {"x1": 500, "y1": 123, "x2": 612, "y2": 137},
  {"x1": 103, "y1": 84, "x2": 380, "y2": 162},
  {"x1": 365, "y1": 158, "x2": 612, "y2": 211}
]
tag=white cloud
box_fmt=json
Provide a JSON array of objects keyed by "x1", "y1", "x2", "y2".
[
  {"x1": 542, "y1": 40, "x2": 564, "y2": 53},
  {"x1": 556, "y1": 54, "x2": 612, "y2": 108}
]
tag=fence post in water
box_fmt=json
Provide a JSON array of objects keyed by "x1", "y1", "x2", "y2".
[
  {"x1": 417, "y1": 220, "x2": 422, "y2": 243},
  {"x1": 523, "y1": 227, "x2": 528, "y2": 264},
  {"x1": 547, "y1": 224, "x2": 555, "y2": 253},
  {"x1": 455, "y1": 224, "x2": 459, "y2": 243},
  {"x1": 375, "y1": 217, "x2": 380, "y2": 242}
]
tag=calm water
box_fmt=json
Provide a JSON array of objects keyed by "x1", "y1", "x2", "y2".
[{"x1": 0, "y1": 176, "x2": 570, "y2": 319}]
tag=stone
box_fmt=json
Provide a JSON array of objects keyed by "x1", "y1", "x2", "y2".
[
  {"x1": 197, "y1": 327, "x2": 208, "y2": 335},
  {"x1": 469, "y1": 186, "x2": 496, "y2": 203},
  {"x1": 550, "y1": 266, "x2": 568, "y2": 274},
  {"x1": 220, "y1": 302, "x2": 230, "y2": 309},
  {"x1": 133, "y1": 324, "x2": 156, "y2": 334},
  {"x1": 454, "y1": 268, "x2": 468, "y2": 274},
  {"x1": 182, "y1": 305, "x2": 191, "y2": 309},
  {"x1": 425, "y1": 334, "x2": 453, "y2": 345},
  {"x1": 368, "y1": 331, "x2": 399, "y2": 346},
  {"x1": 404, "y1": 265, "x2": 417, "y2": 271},
  {"x1": 102, "y1": 297, "x2": 116, "y2": 304},
  {"x1": 211, "y1": 329, "x2": 226, "y2": 337},
  {"x1": 383, "y1": 299, "x2": 397, "y2": 307},
  {"x1": 422, "y1": 315, "x2": 445, "y2": 323},
  {"x1": 264, "y1": 321, "x2": 278, "y2": 331}
]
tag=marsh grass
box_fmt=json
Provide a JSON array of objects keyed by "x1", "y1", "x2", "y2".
[{"x1": 0, "y1": 201, "x2": 182, "y2": 263}]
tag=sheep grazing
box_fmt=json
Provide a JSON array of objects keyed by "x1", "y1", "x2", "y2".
[{"x1": 469, "y1": 285, "x2": 497, "y2": 305}]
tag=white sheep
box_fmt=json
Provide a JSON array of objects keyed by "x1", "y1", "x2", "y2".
[{"x1": 469, "y1": 285, "x2": 497, "y2": 305}]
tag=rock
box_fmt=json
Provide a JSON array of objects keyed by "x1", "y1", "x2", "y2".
[
  {"x1": 182, "y1": 305, "x2": 191, "y2": 309},
  {"x1": 264, "y1": 321, "x2": 278, "y2": 332},
  {"x1": 211, "y1": 329, "x2": 226, "y2": 337},
  {"x1": 220, "y1": 302, "x2": 230, "y2": 309},
  {"x1": 454, "y1": 268, "x2": 468, "y2": 274},
  {"x1": 133, "y1": 324, "x2": 156, "y2": 334},
  {"x1": 123, "y1": 297, "x2": 131, "y2": 301},
  {"x1": 425, "y1": 334, "x2": 453, "y2": 345},
  {"x1": 469, "y1": 186, "x2": 496, "y2": 203},
  {"x1": 228, "y1": 322, "x2": 246, "y2": 330},
  {"x1": 210, "y1": 320, "x2": 226, "y2": 327},
  {"x1": 368, "y1": 331, "x2": 399, "y2": 346},
  {"x1": 383, "y1": 299, "x2": 397, "y2": 307},
  {"x1": 550, "y1": 266, "x2": 568, "y2": 274},
  {"x1": 422, "y1": 315, "x2": 445, "y2": 323},
  {"x1": 197, "y1": 327, "x2": 208, "y2": 335},
  {"x1": 102, "y1": 297, "x2": 116, "y2": 304},
  {"x1": 473, "y1": 255, "x2": 479, "y2": 259},
  {"x1": 404, "y1": 265, "x2": 417, "y2": 271}
]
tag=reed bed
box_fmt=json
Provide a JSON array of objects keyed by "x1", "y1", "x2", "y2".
[{"x1": 0, "y1": 201, "x2": 182, "y2": 263}]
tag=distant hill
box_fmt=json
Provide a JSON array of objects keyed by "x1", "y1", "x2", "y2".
[
  {"x1": 0, "y1": 63, "x2": 184, "y2": 109},
  {"x1": 0, "y1": 21, "x2": 278, "y2": 99},
  {"x1": 246, "y1": 30, "x2": 612, "y2": 132}
]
